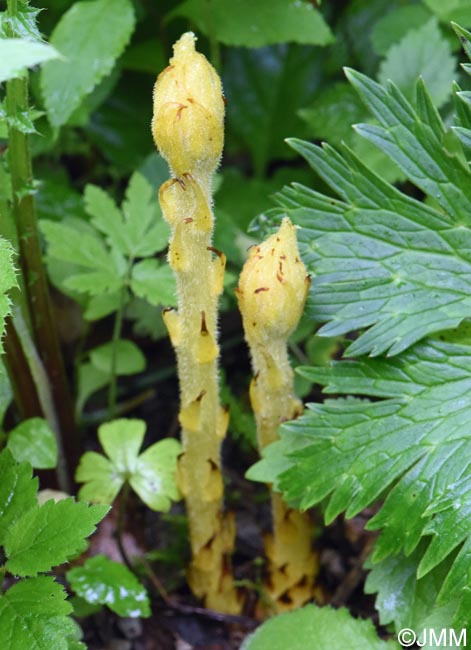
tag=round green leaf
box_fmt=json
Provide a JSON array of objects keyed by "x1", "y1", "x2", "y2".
[
  {"x1": 67, "y1": 555, "x2": 150, "y2": 618},
  {"x1": 7, "y1": 418, "x2": 58, "y2": 469}
]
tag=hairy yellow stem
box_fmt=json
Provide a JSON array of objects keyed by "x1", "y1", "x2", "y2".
[
  {"x1": 237, "y1": 218, "x2": 320, "y2": 612},
  {"x1": 152, "y1": 32, "x2": 240, "y2": 614}
]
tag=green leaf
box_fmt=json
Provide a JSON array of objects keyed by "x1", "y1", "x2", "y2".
[
  {"x1": 0, "y1": 577, "x2": 73, "y2": 650},
  {"x1": 7, "y1": 417, "x2": 58, "y2": 469},
  {"x1": 41, "y1": 0, "x2": 135, "y2": 127},
  {"x1": 0, "y1": 38, "x2": 60, "y2": 83},
  {"x1": 241, "y1": 604, "x2": 398, "y2": 650},
  {"x1": 365, "y1": 543, "x2": 456, "y2": 632},
  {"x1": 423, "y1": 0, "x2": 471, "y2": 24},
  {"x1": 67, "y1": 555, "x2": 150, "y2": 617},
  {"x1": 75, "y1": 452, "x2": 122, "y2": 504},
  {"x1": 5, "y1": 498, "x2": 108, "y2": 576},
  {"x1": 251, "y1": 339, "x2": 471, "y2": 625},
  {"x1": 170, "y1": 0, "x2": 333, "y2": 48},
  {"x1": 224, "y1": 45, "x2": 323, "y2": 176},
  {"x1": 299, "y1": 82, "x2": 366, "y2": 146},
  {"x1": 130, "y1": 438, "x2": 181, "y2": 511},
  {"x1": 83, "y1": 291, "x2": 121, "y2": 321},
  {"x1": 283, "y1": 130, "x2": 471, "y2": 356},
  {"x1": 0, "y1": 448, "x2": 37, "y2": 545},
  {"x1": 0, "y1": 3, "x2": 42, "y2": 42},
  {"x1": 76, "y1": 418, "x2": 181, "y2": 511},
  {"x1": 40, "y1": 220, "x2": 119, "y2": 273},
  {"x1": 370, "y1": 5, "x2": 433, "y2": 56},
  {"x1": 378, "y1": 19, "x2": 456, "y2": 109},
  {"x1": 130, "y1": 260, "x2": 176, "y2": 306},
  {"x1": 76, "y1": 362, "x2": 110, "y2": 416},
  {"x1": 85, "y1": 174, "x2": 168, "y2": 258},
  {"x1": 89, "y1": 339, "x2": 146, "y2": 376}
]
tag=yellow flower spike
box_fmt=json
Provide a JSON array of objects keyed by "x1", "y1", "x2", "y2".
[
  {"x1": 237, "y1": 218, "x2": 321, "y2": 614},
  {"x1": 152, "y1": 33, "x2": 241, "y2": 614},
  {"x1": 152, "y1": 32, "x2": 224, "y2": 182},
  {"x1": 237, "y1": 217, "x2": 311, "y2": 346}
]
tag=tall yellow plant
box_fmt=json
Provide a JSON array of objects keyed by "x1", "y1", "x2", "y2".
[
  {"x1": 237, "y1": 218, "x2": 320, "y2": 612},
  {"x1": 151, "y1": 33, "x2": 240, "y2": 613}
]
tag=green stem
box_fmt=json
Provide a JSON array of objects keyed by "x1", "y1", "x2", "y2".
[
  {"x1": 107, "y1": 282, "x2": 128, "y2": 420},
  {"x1": 116, "y1": 482, "x2": 133, "y2": 571},
  {"x1": 5, "y1": 0, "x2": 79, "y2": 479}
]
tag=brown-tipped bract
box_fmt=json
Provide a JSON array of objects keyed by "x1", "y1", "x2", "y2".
[{"x1": 152, "y1": 32, "x2": 224, "y2": 181}]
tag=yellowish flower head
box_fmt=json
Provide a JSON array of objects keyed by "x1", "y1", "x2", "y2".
[
  {"x1": 152, "y1": 32, "x2": 224, "y2": 178},
  {"x1": 237, "y1": 218, "x2": 310, "y2": 342}
]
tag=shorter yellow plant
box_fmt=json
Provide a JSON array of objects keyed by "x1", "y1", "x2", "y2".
[{"x1": 237, "y1": 218, "x2": 319, "y2": 612}]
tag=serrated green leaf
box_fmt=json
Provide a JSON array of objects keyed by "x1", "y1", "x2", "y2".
[
  {"x1": 0, "y1": 577, "x2": 72, "y2": 650},
  {"x1": 5, "y1": 498, "x2": 108, "y2": 575},
  {"x1": 0, "y1": 237, "x2": 16, "y2": 350},
  {"x1": 378, "y1": 19, "x2": 456, "y2": 109},
  {"x1": 0, "y1": 3, "x2": 42, "y2": 42},
  {"x1": 0, "y1": 38, "x2": 60, "y2": 83},
  {"x1": 130, "y1": 260, "x2": 176, "y2": 306},
  {"x1": 89, "y1": 339, "x2": 146, "y2": 376},
  {"x1": 7, "y1": 417, "x2": 58, "y2": 469},
  {"x1": 370, "y1": 5, "x2": 432, "y2": 56},
  {"x1": 64, "y1": 268, "x2": 124, "y2": 295},
  {"x1": 0, "y1": 448, "x2": 37, "y2": 545},
  {"x1": 365, "y1": 543, "x2": 455, "y2": 631},
  {"x1": 283, "y1": 134, "x2": 471, "y2": 356},
  {"x1": 77, "y1": 418, "x2": 181, "y2": 511},
  {"x1": 84, "y1": 184, "x2": 129, "y2": 254},
  {"x1": 170, "y1": 0, "x2": 333, "y2": 48},
  {"x1": 242, "y1": 604, "x2": 398, "y2": 650},
  {"x1": 40, "y1": 220, "x2": 117, "y2": 272},
  {"x1": 41, "y1": 0, "x2": 135, "y2": 127},
  {"x1": 67, "y1": 555, "x2": 150, "y2": 617}
]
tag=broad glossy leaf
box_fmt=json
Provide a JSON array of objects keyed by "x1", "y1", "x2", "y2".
[
  {"x1": 5, "y1": 499, "x2": 108, "y2": 575},
  {"x1": 67, "y1": 555, "x2": 150, "y2": 617},
  {"x1": 0, "y1": 577, "x2": 72, "y2": 650},
  {"x1": 7, "y1": 417, "x2": 58, "y2": 469},
  {"x1": 242, "y1": 604, "x2": 398, "y2": 650},
  {"x1": 41, "y1": 0, "x2": 135, "y2": 127},
  {"x1": 170, "y1": 0, "x2": 333, "y2": 48}
]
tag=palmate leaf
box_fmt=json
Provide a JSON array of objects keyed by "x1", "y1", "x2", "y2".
[
  {"x1": 76, "y1": 418, "x2": 181, "y2": 511},
  {"x1": 248, "y1": 338, "x2": 471, "y2": 626},
  {"x1": 279, "y1": 77, "x2": 471, "y2": 357}
]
